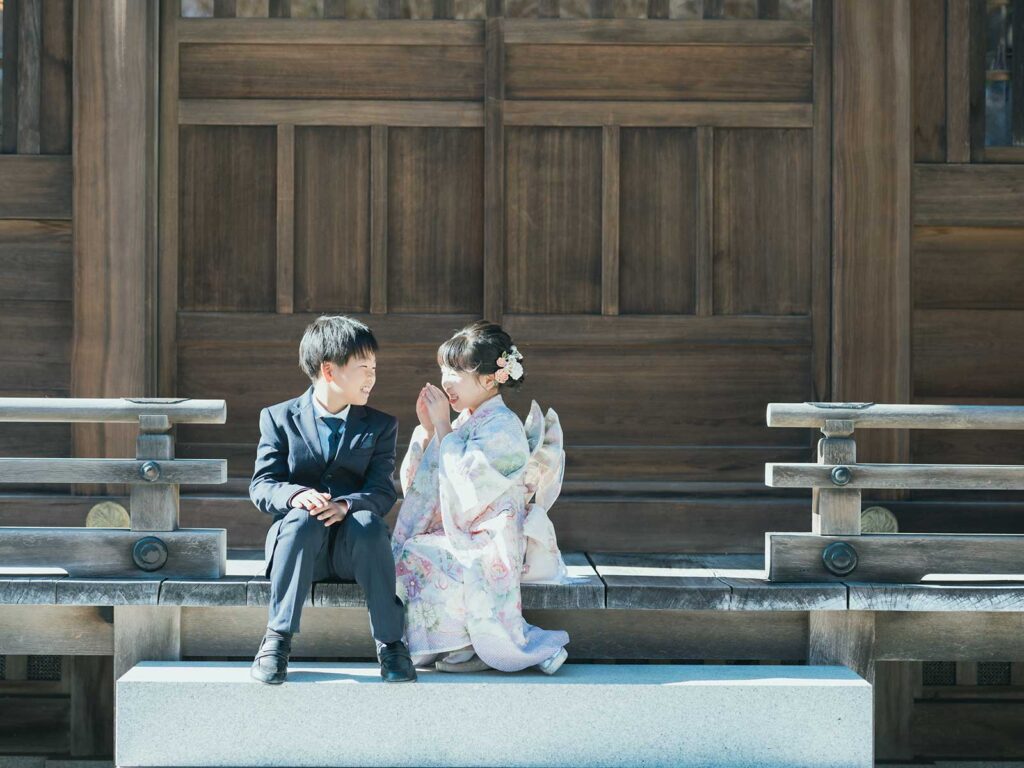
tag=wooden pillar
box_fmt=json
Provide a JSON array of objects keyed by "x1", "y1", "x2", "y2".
[
  {"x1": 72, "y1": 0, "x2": 159, "y2": 493},
  {"x1": 831, "y1": 0, "x2": 912, "y2": 467},
  {"x1": 808, "y1": 610, "x2": 876, "y2": 685},
  {"x1": 113, "y1": 606, "x2": 182, "y2": 684}
]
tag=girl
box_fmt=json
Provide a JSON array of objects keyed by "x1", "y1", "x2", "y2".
[{"x1": 393, "y1": 321, "x2": 570, "y2": 674}]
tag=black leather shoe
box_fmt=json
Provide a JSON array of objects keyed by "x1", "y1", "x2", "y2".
[
  {"x1": 378, "y1": 641, "x2": 417, "y2": 683},
  {"x1": 250, "y1": 631, "x2": 291, "y2": 685}
]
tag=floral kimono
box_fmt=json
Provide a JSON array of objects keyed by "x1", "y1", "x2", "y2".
[{"x1": 392, "y1": 394, "x2": 569, "y2": 671}]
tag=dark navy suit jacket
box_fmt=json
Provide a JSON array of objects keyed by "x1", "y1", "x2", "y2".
[{"x1": 249, "y1": 386, "x2": 399, "y2": 526}]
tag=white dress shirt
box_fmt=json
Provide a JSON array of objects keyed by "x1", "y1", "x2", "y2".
[{"x1": 312, "y1": 396, "x2": 351, "y2": 462}]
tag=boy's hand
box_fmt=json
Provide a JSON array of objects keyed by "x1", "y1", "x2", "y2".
[
  {"x1": 310, "y1": 499, "x2": 348, "y2": 527},
  {"x1": 290, "y1": 488, "x2": 332, "y2": 512}
]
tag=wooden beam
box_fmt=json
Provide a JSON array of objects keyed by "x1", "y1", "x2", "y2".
[
  {"x1": 769, "y1": 532, "x2": 1024, "y2": 582},
  {"x1": 768, "y1": 401, "x2": 1024, "y2": 430},
  {"x1": 0, "y1": 397, "x2": 226, "y2": 423},
  {"x1": 176, "y1": 19, "x2": 483, "y2": 44},
  {"x1": 276, "y1": 124, "x2": 295, "y2": 315},
  {"x1": 601, "y1": 125, "x2": 620, "y2": 316},
  {"x1": 369, "y1": 125, "x2": 389, "y2": 315},
  {"x1": 875, "y1": 611, "x2": 1024, "y2": 660},
  {"x1": 502, "y1": 19, "x2": 813, "y2": 44},
  {"x1": 0, "y1": 528, "x2": 226, "y2": 579},
  {"x1": 180, "y1": 99, "x2": 484, "y2": 127},
  {"x1": 831, "y1": 0, "x2": 912, "y2": 471},
  {"x1": 769, "y1": 462, "x2": 1024, "y2": 491},
  {"x1": 914, "y1": 164, "x2": 1024, "y2": 226},
  {"x1": 0, "y1": 156, "x2": 72, "y2": 219},
  {"x1": 0, "y1": 606, "x2": 113, "y2": 654},
  {"x1": 73, "y1": 0, "x2": 159, "y2": 492},
  {"x1": 0, "y1": 458, "x2": 226, "y2": 485},
  {"x1": 503, "y1": 101, "x2": 812, "y2": 128}
]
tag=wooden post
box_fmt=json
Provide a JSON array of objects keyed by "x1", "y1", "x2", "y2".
[
  {"x1": 808, "y1": 610, "x2": 876, "y2": 684},
  {"x1": 130, "y1": 414, "x2": 179, "y2": 531},
  {"x1": 70, "y1": 655, "x2": 114, "y2": 756},
  {"x1": 113, "y1": 605, "x2": 181, "y2": 684},
  {"x1": 811, "y1": 420, "x2": 861, "y2": 535}
]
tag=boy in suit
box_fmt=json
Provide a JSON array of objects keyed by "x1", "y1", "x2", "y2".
[{"x1": 249, "y1": 315, "x2": 415, "y2": 684}]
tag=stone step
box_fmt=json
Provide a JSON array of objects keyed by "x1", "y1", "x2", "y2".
[{"x1": 116, "y1": 661, "x2": 872, "y2": 768}]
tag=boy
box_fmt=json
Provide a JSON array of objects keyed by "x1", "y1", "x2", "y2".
[{"x1": 249, "y1": 315, "x2": 415, "y2": 684}]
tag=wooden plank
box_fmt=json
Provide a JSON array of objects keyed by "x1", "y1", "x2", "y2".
[
  {"x1": 176, "y1": 19, "x2": 484, "y2": 44},
  {"x1": 913, "y1": 226, "x2": 1024, "y2": 310},
  {"x1": 505, "y1": 103, "x2": 813, "y2": 128},
  {"x1": 831, "y1": 0, "x2": 912, "y2": 472},
  {"x1": 911, "y1": 700, "x2": 1024, "y2": 757},
  {"x1": 914, "y1": 309, "x2": 1024, "y2": 399},
  {"x1": 946, "y1": 0, "x2": 971, "y2": 162},
  {"x1": 0, "y1": 606, "x2": 113, "y2": 654},
  {"x1": 0, "y1": 156, "x2": 72, "y2": 219},
  {"x1": 875, "y1": 611, "x2": 1024, "y2": 660},
  {"x1": 0, "y1": 219, "x2": 71, "y2": 305},
  {"x1": 695, "y1": 126, "x2": 712, "y2": 316},
  {"x1": 160, "y1": 578, "x2": 251, "y2": 606},
  {"x1": 159, "y1": 0, "x2": 181, "y2": 402},
  {"x1": 113, "y1": 605, "x2": 180, "y2": 682},
  {"x1": 502, "y1": 19, "x2": 813, "y2": 43},
  {"x1": 0, "y1": 577, "x2": 60, "y2": 605},
  {"x1": 69, "y1": 655, "x2": 114, "y2": 757},
  {"x1": 17, "y1": 0, "x2": 42, "y2": 154},
  {"x1": 369, "y1": 125, "x2": 389, "y2": 315},
  {"x1": 0, "y1": 528, "x2": 226, "y2": 579},
  {"x1": 276, "y1": 124, "x2": 295, "y2": 315},
  {"x1": 812, "y1": 435, "x2": 861, "y2": 535},
  {"x1": 0, "y1": 458, "x2": 226, "y2": 485},
  {"x1": 591, "y1": 554, "x2": 733, "y2": 610},
  {"x1": 912, "y1": 0, "x2": 945, "y2": 162},
  {"x1": 808, "y1": 609, "x2": 875, "y2": 682},
  {"x1": 600, "y1": 125, "x2": 620, "y2": 316},
  {"x1": 914, "y1": 164, "x2": 1024, "y2": 226},
  {"x1": 712, "y1": 127, "x2": 812, "y2": 315},
  {"x1": 810, "y1": 0, "x2": 831, "y2": 406},
  {"x1": 294, "y1": 127, "x2": 372, "y2": 313},
  {"x1": 56, "y1": 579, "x2": 162, "y2": 606},
  {"x1": 850, "y1": 582, "x2": 1024, "y2": 612},
  {"x1": 40, "y1": 0, "x2": 73, "y2": 155},
  {"x1": 180, "y1": 44, "x2": 484, "y2": 100},
  {"x1": 505, "y1": 127, "x2": 603, "y2": 314},
  {"x1": 180, "y1": 99, "x2": 484, "y2": 126},
  {"x1": 387, "y1": 128, "x2": 484, "y2": 313},
  {"x1": 767, "y1": 401, "x2": 1024, "y2": 430},
  {"x1": 618, "y1": 127, "x2": 697, "y2": 314},
  {"x1": 483, "y1": 15, "x2": 505, "y2": 323},
  {"x1": 769, "y1": 462, "x2": 1024, "y2": 491},
  {"x1": 769, "y1": 533, "x2": 1024, "y2": 582},
  {"x1": 505, "y1": 44, "x2": 813, "y2": 101}
]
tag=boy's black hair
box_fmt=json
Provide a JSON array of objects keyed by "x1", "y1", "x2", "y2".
[
  {"x1": 438, "y1": 320, "x2": 525, "y2": 392},
  {"x1": 299, "y1": 315, "x2": 379, "y2": 382}
]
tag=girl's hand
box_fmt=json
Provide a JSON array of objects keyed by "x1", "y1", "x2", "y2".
[
  {"x1": 422, "y1": 383, "x2": 452, "y2": 433},
  {"x1": 415, "y1": 387, "x2": 433, "y2": 434}
]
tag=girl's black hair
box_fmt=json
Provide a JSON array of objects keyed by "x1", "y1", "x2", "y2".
[
  {"x1": 299, "y1": 315, "x2": 379, "y2": 382},
  {"x1": 438, "y1": 321, "x2": 525, "y2": 392}
]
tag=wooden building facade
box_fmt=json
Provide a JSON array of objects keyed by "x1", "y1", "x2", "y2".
[{"x1": 1, "y1": 0, "x2": 1023, "y2": 759}]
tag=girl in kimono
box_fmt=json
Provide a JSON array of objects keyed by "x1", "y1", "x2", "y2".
[{"x1": 392, "y1": 321, "x2": 570, "y2": 674}]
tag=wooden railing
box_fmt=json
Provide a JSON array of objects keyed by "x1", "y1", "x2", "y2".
[
  {"x1": 765, "y1": 402, "x2": 1024, "y2": 582},
  {"x1": 0, "y1": 398, "x2": 228, "y2": 579}
]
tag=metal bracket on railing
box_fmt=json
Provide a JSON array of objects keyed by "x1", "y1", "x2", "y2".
[
  {"x1": 138, "y1": 460, "x2": 162, "y2": 482},
  {"x1": 830, "y1": 465, "x2": 853, "y2": 486},
  {"x1": 132, "y1": 536, "x2": 169, "y2": 572},
  {"x1": 821, "y1": 541, "x2": 858, "y2": 576}
]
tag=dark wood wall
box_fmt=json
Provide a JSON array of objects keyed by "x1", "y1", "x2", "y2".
[{"x1": 163, "y1": 0, "x2": 827, "y2": 553}]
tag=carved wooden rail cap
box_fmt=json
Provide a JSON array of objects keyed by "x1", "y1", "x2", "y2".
[
  {"x1": 767, "y1": 402, "x2": 1024, "y2": 431},
  {"x1": 0, "y1": 397, "x2": 227, "y2": 424}
]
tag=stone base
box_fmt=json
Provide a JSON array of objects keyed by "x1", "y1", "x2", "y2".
[{"x1": 116, "y1": 662, "x2": 872, "y2": 768}]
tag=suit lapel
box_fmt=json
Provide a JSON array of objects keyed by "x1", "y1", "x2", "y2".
[
  {"x1": 290, "y1": 387, "x2": 326, "y2": 470},
  {"x1": 324, "y1": 405, "x2": 368, "y2": 472}
]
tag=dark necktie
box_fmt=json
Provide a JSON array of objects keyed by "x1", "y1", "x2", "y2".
[{"x1": 322, "y1": 416, "x2": 345, "y2": 463}]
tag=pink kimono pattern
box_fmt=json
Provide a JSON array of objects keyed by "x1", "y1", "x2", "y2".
[{"x1": 392, "y1": 394, "x2": 569, "y2": 671}]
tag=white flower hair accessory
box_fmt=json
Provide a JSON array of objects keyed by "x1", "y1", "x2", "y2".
[{"x1": 494, "y1": 345, "x2": 524, "y2": 384}]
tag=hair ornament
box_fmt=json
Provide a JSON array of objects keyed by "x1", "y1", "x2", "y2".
[{"x1": 494, "y1": 345, "x2": 524, "y2": 384}]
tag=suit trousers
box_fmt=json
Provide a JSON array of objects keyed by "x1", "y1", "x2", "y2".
[{"x1": 266, "y1": 506, "x2": 405, "y2": 643}]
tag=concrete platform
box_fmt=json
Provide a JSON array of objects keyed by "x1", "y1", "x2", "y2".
[{"x1": 116, "y1": 661, "x2": 872, "y2": 768}]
